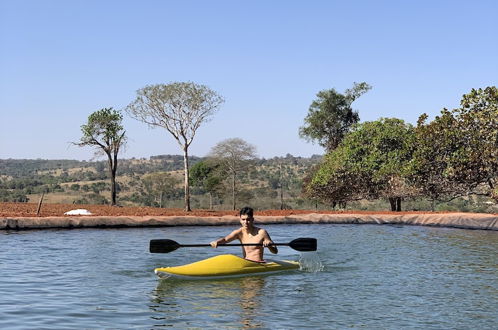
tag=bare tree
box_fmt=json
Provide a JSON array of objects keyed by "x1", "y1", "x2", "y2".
[
  {"x1": 209, "y1": 138, "x2": 257, "y2": 210},
  {"x1": 126, "y1": 82, "x2": 224, "y2": 211}
]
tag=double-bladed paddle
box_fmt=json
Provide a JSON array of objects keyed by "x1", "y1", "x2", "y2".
[{"x1": 149, "y1": 237, "x2": 317, "y2": 253}]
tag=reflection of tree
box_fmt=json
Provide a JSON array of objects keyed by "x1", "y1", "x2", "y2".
[{"x1": 150, "y1": 276, "x2": 266, "y2": 328}]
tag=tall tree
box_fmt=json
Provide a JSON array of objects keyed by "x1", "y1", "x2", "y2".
[
  {"x1": 409, "y1": 111, "x2": 466, "y2": 209},
  {"x1": 76, "y1": 108, "x2": 126, "y2": 206},
  {"x1": 299, "y1": 82, "x2": 371, "y2": 152},
  {"x1": 411, "y1": 86, "x2": 498, "y2": 203},
  {"x1": 306, "y1": 118, "x2": 416, "y2": 211},
  {"x1": 453, "y1": 86, "x2": 498, "y2": 197},
  {"x1": 209, "y1": 138, "x2": 257, "y2": 210},
  {"x1": 126, "y1": 82, "x2": 224, "y2": 211}
]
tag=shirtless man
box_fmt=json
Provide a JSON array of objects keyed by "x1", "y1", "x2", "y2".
[{"x1": 210, "y1": 206, "x2": 278, "y2": 262}]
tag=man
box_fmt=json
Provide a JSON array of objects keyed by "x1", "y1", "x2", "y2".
[{"x1": 210, "y1": 206, "x2": 278, "y2": 262}]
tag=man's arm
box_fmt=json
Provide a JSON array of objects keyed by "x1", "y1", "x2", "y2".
[
  {"x1": 262, "y1": 230, "x2": 278, "y2": 254},
  {"x1": 210, "y1": 229, "x2": 241, "y2": 248}
]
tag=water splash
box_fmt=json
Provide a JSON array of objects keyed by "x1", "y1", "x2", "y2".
[{"x1": 298, "y1": 252, "x2": 324, "y2": 272}]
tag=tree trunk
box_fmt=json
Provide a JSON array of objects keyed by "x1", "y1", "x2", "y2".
[
  {"x1": 280, "y1": 186, "x2": 284, "y2": 210},
  {"x1": 183, "y1": 147, "x2": 191, "y2": 212},
  {"x1": 232, "y1": 172, "x2": 236, "y2": 211},
  {"x1": 279, "y1": 163, "x2": 284, "y2": 210},
  {"x1": 389, "y1": 197, "x2": 402, "y2": 211},
  {"x1": 396, "y1": 197, "x2": 402, "y2": 212},
  {"x1": 209, "y1": 192, "x2": 213, "y2": 210},
  {"x1": 107, "y1": 151, "x2": 117, "y2": 206}
]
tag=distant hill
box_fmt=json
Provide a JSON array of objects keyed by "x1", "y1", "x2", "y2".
[
  {"x1": 2, "y1": 154, "x2": 494, "y2": 213},
  {"x1": 0, "y1": 154, "x2": 323, "y2": 210}
]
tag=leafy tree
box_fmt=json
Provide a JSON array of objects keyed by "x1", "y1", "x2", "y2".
[
  {"x1": 304, "y1": 149, "x2": 363, "y2": 208},
  {"x1": 126, "y1": 82, "x2": 224, "y2": 211},
  {"x1": 189, "y1": 160, "x2": 223, "y2": 209},
  {"x1": 140, "y1": 172, "x2": 180, "y2": 207},
  {"x1": 412, "y1": 86, "x2": 498, "y2": 204},
  {"x1": 409, "y1": 111, "x2": 466, "y2": 209},
  {"x1": 0, "y1": 190, "x2": 29, "y2": 202},
  {"x1": 70, "y1": 184, "x2": 80, "y2": 191},
  {"x1": 91, "y1": 182, "x2": 107, "y2": 194},
  {"x1": 453, "y1": 86, "x2": 498, "y2": 198},
  {"x1": 76, "y1": 108, "x2": 126, "y2": 206},
  {"x1": 300, "y1": 82, "x2": 371, "y2": 152},
  {"x1": 74, "y1": 193, "x2": 108, "y2": 205},
  {"x1": 209, "y1": 138, "x2": 257, "y2": 210},
  {"x1": 307, "y1": 118, "x2": 416, "y2": 211}
]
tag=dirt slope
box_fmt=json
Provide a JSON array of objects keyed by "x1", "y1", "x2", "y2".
[{"x1": 0, "y1": 202, "x2": 445, "y2": 218}]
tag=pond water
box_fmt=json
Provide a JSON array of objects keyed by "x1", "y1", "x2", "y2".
[{"x1": 1, "y1": 224, "x2": 497, "y2": 329}]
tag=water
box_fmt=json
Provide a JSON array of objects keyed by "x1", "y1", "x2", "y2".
[{"x1": 1, "y1": 224, "x2": 497, "y2": 329}]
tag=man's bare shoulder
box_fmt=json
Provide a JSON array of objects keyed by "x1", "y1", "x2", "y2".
[
  {"x1": 231, "y1": 228, "x2": 243, "y2": 236},
  {"x1": 256, "y1": 227, "x2": 267, "y2": 235},
  {"x1": 260, "y1": 228, "x2": 273, "y2": 238},
  {"x1": 224, "y1": 228, "x2": 243, "y2": 242}
]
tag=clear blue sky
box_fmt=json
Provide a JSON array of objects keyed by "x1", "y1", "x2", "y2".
[{"x1": 1, "y1": 0, "x2": 497, "y2": 161}]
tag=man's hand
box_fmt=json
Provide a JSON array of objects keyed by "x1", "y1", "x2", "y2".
[
  {"x1": 263, "y1": 237, "x2": 278, "y2": 254},
  {"x1": 263, "y1": 239, "x2": 274, "y2": 247},
  {"x1": 210, "y1": 240, "x2": 219, "y2": 248}
]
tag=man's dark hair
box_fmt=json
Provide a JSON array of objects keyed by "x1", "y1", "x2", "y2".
[{"x1": 239, "y1": 206, "x2": 254, "y2": 218}]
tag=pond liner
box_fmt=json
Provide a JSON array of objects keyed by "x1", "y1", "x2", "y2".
[{"x1": 1, "y1": 213, "x2": 497, "y2": 231}]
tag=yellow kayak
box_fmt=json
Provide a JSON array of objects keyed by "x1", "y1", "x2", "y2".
[{"x1": 155, "y1": 254, "x2": 300, "y2": 279}]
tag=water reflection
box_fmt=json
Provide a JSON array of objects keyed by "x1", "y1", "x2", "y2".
[
  {"x1": 150, "y1": 276, "x2": 266, "y2": 329},
  {"x1": 239, "y1": 277, "x2": 266, "y2": 329}
]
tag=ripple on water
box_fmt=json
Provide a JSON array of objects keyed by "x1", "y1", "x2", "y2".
[{"x1": 1, "y1": 225, "x2": 497, "y2": 329}]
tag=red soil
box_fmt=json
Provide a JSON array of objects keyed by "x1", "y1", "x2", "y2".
[{"x1": 0, "y1": 202, "x2": 452, "y2": 218}]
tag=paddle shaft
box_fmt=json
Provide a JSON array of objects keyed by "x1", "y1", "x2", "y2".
[
  {"x1": 149, "y1": 237, "x2": 317, "y2": 253},
  {"x1": 177, "y1": 243, "x2": 287, "y2": 248}
]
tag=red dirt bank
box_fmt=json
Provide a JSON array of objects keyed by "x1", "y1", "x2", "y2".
[{"x1": 0, "y1": 202, "x2": 449, "y2": 218}]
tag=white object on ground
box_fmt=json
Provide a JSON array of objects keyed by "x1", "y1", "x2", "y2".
[{"x1": 64, "y1": 209, "x2": 93, "y2": 215}]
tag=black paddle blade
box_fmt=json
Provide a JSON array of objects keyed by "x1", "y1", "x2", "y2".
[
  {"x1": 149, "y1": 239, "x2": 181, "y2": 253},
  {"x1": 288, "y1": 238, "x2": 317, "y2": 252}
]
